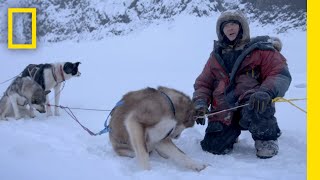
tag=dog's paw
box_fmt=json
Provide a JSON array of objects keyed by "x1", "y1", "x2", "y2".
[
  {"x1": 141, "y1": 164, "x2": 151, "y2": 171},
  {"x1": 187, "y1": 162, "x2": 208, "y2": 172},
  {"x1": 46, "y1": 111, "x2": 53, "y2": 117},
  {"x1": 28, "y1": 111, "x2": 36, "y2": 118},
  {"x1": 54, "y1": 111, "x2": 60, "y2": 116}
]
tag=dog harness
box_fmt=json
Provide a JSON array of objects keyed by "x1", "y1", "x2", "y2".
[
  {"x1": 97, "y1": 100, "x2": 125, "y2": 135},
  {"x1": 22, "y1": 64, "x2": 51, "y2": 90},
  {"x1": 159, "y1": 91, "x2": 176, "y2": 117}
]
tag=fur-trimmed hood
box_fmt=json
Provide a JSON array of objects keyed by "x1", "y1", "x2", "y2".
[
  {"x1": 248, "y1": 36, "x2": 283, "y2": 52},
  {"x1": 216, "y1": 10, "x2": 250, "y2": 44},
  {"x1": 268, "y1": 36, "x2": 282, "y2": 52}
]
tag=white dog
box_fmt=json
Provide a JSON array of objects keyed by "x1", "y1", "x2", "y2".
[{"x1": 21, "y1": 62, "x2": 81, "y2": 116}]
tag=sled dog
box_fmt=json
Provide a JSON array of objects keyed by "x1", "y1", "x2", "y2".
[
  {"x1": 21, "y1": 62, "x2": 81, "y2": 116},
  {"x1": 109, "y1": 86, "x2": 207, "y2": 171},
  {"x1": 0, "y1": 77, "x2": 50, "y2": 120}
]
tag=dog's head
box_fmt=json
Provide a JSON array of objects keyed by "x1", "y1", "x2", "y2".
[
  {"x1": 162, "y1": 90, "x2": 195, "y2": 139},
  {"x1": 62, "y1": 62, "x2": 81, "y2": 79},
  {"x1": 31, "y1": 89, "x2": 51, "y2": 113},
  {"x1": 170, "y1": 104, "x2": 196, "y2": 139}
]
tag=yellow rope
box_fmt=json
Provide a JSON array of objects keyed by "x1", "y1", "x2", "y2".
[{"x1": 272, "y1": 97, "x2": 307, "y2": 113}]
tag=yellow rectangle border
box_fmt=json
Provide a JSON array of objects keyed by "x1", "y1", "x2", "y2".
[{"x1": 8, "y1": 8, "x2": 37, "y2": 49}]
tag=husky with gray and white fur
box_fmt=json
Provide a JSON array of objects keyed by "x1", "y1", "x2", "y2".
[{"x1": 0, "y1": 77, "x2": 50, "y2": 120}]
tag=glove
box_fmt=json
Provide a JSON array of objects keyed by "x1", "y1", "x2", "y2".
[
  {"x1": 248, "y1": 91, "x2": 272, "y2": 114},
  {"x1": 195, "y1": 106, "x2": 208, "y2": 125}
]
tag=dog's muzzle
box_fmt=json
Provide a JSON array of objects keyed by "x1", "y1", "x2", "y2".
[{"x1": 38, "y1": 109, "x2": 46, "y2": 113}]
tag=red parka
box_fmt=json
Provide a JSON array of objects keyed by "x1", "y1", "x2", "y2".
[
  {"x1": 193, "y1": 11, "x2": 291, "y2": 125},
  {"x1": 193, "y1": 39, "x2": 291, "y2": 125}
]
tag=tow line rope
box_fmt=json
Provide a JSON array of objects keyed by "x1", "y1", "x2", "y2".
[
  {"x1": 51, "y1": 97, "x2": 305, "y2": 136},
  {"x1": 48, "y1": 100, "x2": 124, "y2": 136},
  {"x1": 200, "y1": 97, "x2": 306, "y2": 119}
]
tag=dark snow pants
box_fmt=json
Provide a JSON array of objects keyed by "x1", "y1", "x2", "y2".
[{"x1": 200, "y1": 103, "x2": 281, "y2": 155}]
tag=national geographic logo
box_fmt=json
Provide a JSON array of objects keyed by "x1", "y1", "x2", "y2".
[{"x1": 7, "y1": 8, "x2": 37, "y2": 49}]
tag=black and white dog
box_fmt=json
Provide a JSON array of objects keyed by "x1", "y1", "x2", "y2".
[{"x1": 21, "y1": 62, "x2": 81, "y2": 116}]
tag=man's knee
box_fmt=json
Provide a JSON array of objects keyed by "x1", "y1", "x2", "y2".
[
  {"x1": 200, "y1": 121, "x2": 241, "y2": 154},
  {"x1": 250, "y1": 116, "x2": 281, "y2": 140},
  {"x1": 240, "y1": 103, "x2": 275, "y2": 128},
  {"x1": 240, "y1": 104, "x2": 281, "y2": 140}
]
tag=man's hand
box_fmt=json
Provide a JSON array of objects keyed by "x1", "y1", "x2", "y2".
[
  {"x1": 248, "y1": 91, "x2": 271, "y2": 114},
  {"x1": 195, "y1": 106, "x2": 208, "y2": 125}
]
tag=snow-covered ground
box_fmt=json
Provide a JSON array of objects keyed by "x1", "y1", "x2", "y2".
[{"x1": 0, "y1": 15, "x2": 306, "y2": 180}]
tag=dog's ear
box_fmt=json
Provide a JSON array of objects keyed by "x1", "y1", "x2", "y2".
[
  {"x1": 45, "y1": 90, "x2": 51, "y2": 95},
  {"x1": 75, "y1": 62, "x2": 81, "y2": 67}
]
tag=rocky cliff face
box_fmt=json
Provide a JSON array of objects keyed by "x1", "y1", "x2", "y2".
[
  {"x1": 242, "y1": 0, "x2": 306, "y2": 33},
  {"x1": 0, "y1": 0, "x2": 306, "y2": 43}
]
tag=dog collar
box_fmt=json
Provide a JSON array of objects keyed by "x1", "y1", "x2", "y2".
[
  {"x1": 52, "y1": 65, "x2": 66, "y2": 83},
  {"x1": 159, "y1": 91, "x2": 176, "y2": 117},
  {"x1": 51, "y1": 66, "x2": 58, "y2": 82},
  {"x1": 59, "y1": 65, "x2": 65, "y2": 82}
]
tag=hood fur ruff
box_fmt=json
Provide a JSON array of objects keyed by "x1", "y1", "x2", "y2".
[{"x1": 216, "y1": 10, "x2": 250, "y2": 44}]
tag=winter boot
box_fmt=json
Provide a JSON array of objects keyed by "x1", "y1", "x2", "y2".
[
  {"x1": 254, "y1": 140, "x2": 279, "y2": 159},
  {"x1": 200, "y1": 121, "x2": 241, "y2": 155}
]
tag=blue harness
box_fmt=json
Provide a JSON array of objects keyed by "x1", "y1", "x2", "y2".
[{"x1": 96, "y1": 100, "x2": 124, "y2": 135}]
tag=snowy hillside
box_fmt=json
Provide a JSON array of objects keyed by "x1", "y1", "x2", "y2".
[
  {"x1": 0, "y1": 0, "x2": 306, "y2": 43},
  {"x1": 0, "y1": 12, "x2": 306, "y2": 180}
]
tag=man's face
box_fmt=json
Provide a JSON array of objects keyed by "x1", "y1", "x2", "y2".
[{"x1": 223, "y1": 22, "x2": 240, "y2": 41}]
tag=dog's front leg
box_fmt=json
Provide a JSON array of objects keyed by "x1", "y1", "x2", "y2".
[
  {"x1": 155, "y1": 138, "x2": 207, "y2": 172},
  {"x1": 53, "y1": 83, "x2": 62, "y2": 116},
  {"x1": 46, "y1": 94, "x2": 53, "y2": 117},
  {"x1": 8, "y1": 95, "x2": 21, "y2": 120},
  {"x1": 28, "y1": 105, "x2": 36, "y2": 118},
  {"x1": 125, "y1": 116, "x2": 150, "y2": 170},
  {"x1": 19, "y1": 97, "x2": 35, "y2": 118}
]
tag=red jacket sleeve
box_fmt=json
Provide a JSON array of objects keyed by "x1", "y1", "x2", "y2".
[
  {"x1": 259, "y1": 50, "x2": 292, "y2": 98},
  {"x1": 192, "y1": 56, "x2": 216, "y2": 106}
]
